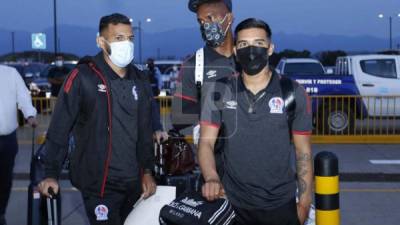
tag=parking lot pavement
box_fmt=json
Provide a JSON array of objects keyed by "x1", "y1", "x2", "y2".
[
  {"x1": 5, "y1": 181, "x2": 400, "y2": 225},
  {"x1": 14, "y1": 142, "x2": 400, "y2": 180},
  {"x1": 8, "y1": 126, "x2": 400, "y2": 224}
]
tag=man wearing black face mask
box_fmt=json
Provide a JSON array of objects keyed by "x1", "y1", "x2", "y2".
[
  {"x1": 171, "y1": 0, "x2": 236, "y2": 178},
  {"x1": 199, "y1": 18, "x2": 313, "y2": 225}
]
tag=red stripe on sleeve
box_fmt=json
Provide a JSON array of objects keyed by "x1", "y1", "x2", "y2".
[
  {"x1": 292, "y1": 130, "x2": 312, "y2": 136},
  {"x1": 63, "y1": 69, "x2": 79, "y2": 93},
  {"x1": 174, "y1": 93, "x2": 198, "y2": 102},
  {"x1": 200, "y1": 121, "x2": 220, "y2": 129}
]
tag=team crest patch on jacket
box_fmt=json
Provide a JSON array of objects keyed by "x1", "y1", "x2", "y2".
[
  {"x1": 269, "y1": 97, "x2": 284, "y2": 114},
  {"x1": 94, "y1": 204, "x2": 109, "y2": 221}
]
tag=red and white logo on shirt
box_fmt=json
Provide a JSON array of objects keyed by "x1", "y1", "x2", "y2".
[{"x1": 269, "y1": 97, "x2": 284, "y2": 114}]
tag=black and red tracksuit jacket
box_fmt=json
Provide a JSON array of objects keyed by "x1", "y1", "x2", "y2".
[{"x1": 44, "y1": 55, "x2": 154, "y2": 197}]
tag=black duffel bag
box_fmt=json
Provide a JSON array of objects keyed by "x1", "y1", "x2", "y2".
[{"x1": 159, "y1": 192, "x2": 235, "y2": 225}]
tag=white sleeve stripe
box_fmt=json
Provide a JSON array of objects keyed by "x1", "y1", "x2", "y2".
[
  {"x1": 222, "y1": 211, "x2": 236, "y2": 225},
  {"x1": 209, "y1": 200, "x2": 229, "y2": 224}
]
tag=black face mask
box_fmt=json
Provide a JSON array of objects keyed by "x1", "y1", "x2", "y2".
[{"x1": 236, "y1": 46, "x2": 269, "y2": 76}]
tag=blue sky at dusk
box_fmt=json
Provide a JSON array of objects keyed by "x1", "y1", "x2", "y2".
[{"x1": 1, "y1": 0, "x2": 399, "y2": 37}]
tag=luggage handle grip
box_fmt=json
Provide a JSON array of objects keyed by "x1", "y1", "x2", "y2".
[{"x1": 48, "y1": 187, "x2": 56, "y2": 198}]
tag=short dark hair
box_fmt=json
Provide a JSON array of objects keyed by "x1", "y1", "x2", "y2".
[
  {"x1": 188, "y1": 0, "x2": 232, "y2": 13},
  {"x1": 234, "y1": 18, "x2": 272, "y2": 41},
  {"x1": 99, "y1": 13, "x2": 131, "y2": 34}
]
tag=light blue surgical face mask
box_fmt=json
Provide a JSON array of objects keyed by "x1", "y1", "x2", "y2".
[{"x1": 106, "y1": 40, "x2": 134, "y2": 68}]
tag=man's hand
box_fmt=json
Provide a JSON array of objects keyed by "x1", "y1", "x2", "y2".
[
  {"x1": 202, "y1": 179, "x2": 225, "y2": 202},
  {"x1": 38, "y1": 178, "x2": 59, "y2": 198},
  {"x1": 141, "y1": 173, "x2": 156, "y2": 199},
  {"x1": 154, "y1": 130, "x2": 168, "y2": 144},
  {"x1": 27, "y1": 116, "x2": 38, "y2": 128},
  {"x1": 297, "y1": 203, "x2": 310, "y2": 225}
]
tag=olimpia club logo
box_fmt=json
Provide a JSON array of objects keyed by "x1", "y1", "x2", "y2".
[{"x1": 181, "y1": 197, "x2": 204, "y2": 208}]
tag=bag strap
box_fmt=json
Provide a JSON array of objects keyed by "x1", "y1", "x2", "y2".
[
  {"x1": 279, "y1": 76, "x2": 296, "y2": 132},
  {"x1": 195, "y1": 48, "x2": 204, "y2": 95}
]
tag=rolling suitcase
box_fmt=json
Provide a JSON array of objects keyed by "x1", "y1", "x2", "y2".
[
  {"x1": 27, "y1": 128, "x2": 61, "y2": 225},
  {"x1": 46, "y1": 189, "x2": 59, "y2": 225}
]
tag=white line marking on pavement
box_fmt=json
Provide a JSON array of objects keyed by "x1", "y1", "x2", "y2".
[{"x1": 369, "y1": 160, "x2": 400, "y2": 165}]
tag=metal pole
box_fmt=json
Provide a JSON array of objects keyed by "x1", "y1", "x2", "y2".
[
  {"x1": 53, "y1": 0, "x2": 58, "y2": 57},
  {"x1": 58, "y1": 37, "x2": 61, "y2": 53},
  {"x1": 11, "y1": 32, "x2": 15, "y2": 55},
  {"x1": 389, "y1": 16, "x2": 393, "y2": 50},
  {"x1": 139, "y1": 20, "x2": 142, "y2": 64}
]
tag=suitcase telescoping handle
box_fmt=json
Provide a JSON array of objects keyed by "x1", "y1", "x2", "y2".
[{"x1": 46, "y1": 187, "x2": 58, "y2": 225}]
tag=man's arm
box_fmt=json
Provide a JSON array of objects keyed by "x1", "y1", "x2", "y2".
[
  {"x1": 198, "y1": 124, "x2": 223, "y2": 201},
  {"x1": 14, "y1": 68, "x2": 37, "y2": 120},
  {"x1": 39, "y1": 68, "x2": 82, "y2": 197},
  {"x1": 291, "y1": 84, "x2": 314, "y2": 224},
  {"x1": 198, "y1": 82, "x2": 224, "y2": 201},
  {"x1": 293, "y1": 134, "x2": 313, "y2": 224},
  {"x1": 137, "y1": 79, "x2": 156, "y2": 198}
]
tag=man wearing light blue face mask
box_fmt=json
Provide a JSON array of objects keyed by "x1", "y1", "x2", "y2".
[{"x1": 39, "y1": 13, "x2": 156, "y2": 225}]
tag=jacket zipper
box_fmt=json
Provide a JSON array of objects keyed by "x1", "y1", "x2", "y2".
[{"x1": 89, "y1": 63, "x2": 113, "y2": 198}]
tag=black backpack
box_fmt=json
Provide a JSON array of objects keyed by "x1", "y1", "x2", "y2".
[{"x1": 279, "y1": 76, "x2": 297, "y2": 134}]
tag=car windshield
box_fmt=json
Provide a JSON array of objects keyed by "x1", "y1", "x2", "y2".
[
  {"x1": 24, "y1": 64, "x2": 47, "y2": 78},
  {"x1": 284, "y1": 63, "x2": 325, "y2": 75}
]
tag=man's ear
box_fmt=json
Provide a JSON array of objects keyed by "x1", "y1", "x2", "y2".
[
  {"x1": 233, "y1": 46, "x2": 237, "y2": 56},
  {"x1": 97, "y1": 36, "x2": 110, "y2": 54},
  {"x1": 96, "y1": 35, "x2": 101, "y2": 49},
  {"x1": 268, "y1": 43, "x2": 275, "y2": 56}
]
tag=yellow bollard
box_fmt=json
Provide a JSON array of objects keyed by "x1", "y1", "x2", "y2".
[{"x1": 314, "y1": 151, "x2": 340, "y2": 225}]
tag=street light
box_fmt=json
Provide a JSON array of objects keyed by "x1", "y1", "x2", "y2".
[
  {"x1": 378, "y1": 13, "x2": 400, "y2": 50},
  {"x1": 53, "y1": 0, "x2": 58, "y2": 57},
  {"x1": 132, "y1": 18, "x2": 152, "y2": 64}
]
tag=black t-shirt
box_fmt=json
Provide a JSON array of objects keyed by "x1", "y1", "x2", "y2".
[
  {"x1": 94, "y1": 54, "x2": 141, "y2": 180},
  {"x1": 48, "y1": 66, "x2": 70, "y2": 96},
  {"x1": 172, "y1": 45, "x2": 237, "y2": 129},
  {"x1": 200, "y1": 71, "x2": 313, "y2": 210}
]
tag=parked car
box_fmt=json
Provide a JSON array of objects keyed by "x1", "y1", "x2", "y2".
[
  {"x1": 34, "y1": 60, "x2": 78, "y2": 97},
  {"x1": 4, "y1": 62, "x2": 47, "y2": 88},
  {"x1": 276, "y1": 58, "x2": 326, "y2": 76},
  {"x1": 280, "y1": 55, "x2": 400, "y2": 134}
]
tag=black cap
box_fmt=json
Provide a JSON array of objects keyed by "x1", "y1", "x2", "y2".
[{"x1": 188, "y1": 0, "x2": 232, "y2": 13}]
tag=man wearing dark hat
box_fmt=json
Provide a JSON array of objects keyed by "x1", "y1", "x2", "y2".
[{"x1": 171, "y1": 0, "x2": 236, "y2": 176}]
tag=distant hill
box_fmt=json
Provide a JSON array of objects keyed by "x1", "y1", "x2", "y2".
[{"x1": 1, "y1": 25, "x2": 399, "y2": 60}]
